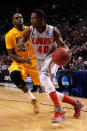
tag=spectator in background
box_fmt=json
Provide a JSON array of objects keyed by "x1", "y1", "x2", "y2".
[
  {"x1": 0, "y1": 55, "x2": 11, "y2": 70},
  {"x1": 70, "y1": 58, "x2": 77, "y2": 70},
  {"x1": 74, "y1": 56, "x2": 86, "y2": 70},
  {"x1": 0, "y1": 8, "x2": 87, "y2": 71},
  {"x1": 0, "y1": 60, "x2": 3, "y2": 70}
]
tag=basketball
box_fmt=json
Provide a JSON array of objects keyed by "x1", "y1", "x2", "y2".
[{"x1": 52, "y1": 48, "x2": 71, "y2": 66}]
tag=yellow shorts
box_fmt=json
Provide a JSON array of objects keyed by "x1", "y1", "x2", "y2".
[{"x1": 9, "y1": 61, "x2": 40, "y2": 85}]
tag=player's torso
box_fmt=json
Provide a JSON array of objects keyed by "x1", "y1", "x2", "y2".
[
  {"x1": 8, "y1": 26, "x2": 36, "y2": 68},
  {"x1": 30, "y1": 24, "x2": 55, "y2": 59},
  {"x1": 11, "y1": 27, "x2": 29, "y2": 57},
  {"x1": 10, "y1": 27, "x2": 35, "y2": 59}
]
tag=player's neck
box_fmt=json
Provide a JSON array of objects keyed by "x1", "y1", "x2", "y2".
[
  {"x1": 36, "y1": 24, "x2": 46, "y2": 33},
  {"x1": 14, "y1": 25, "x2": 24, "y2": 31}
]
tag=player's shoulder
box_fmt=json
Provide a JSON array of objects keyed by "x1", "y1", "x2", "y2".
[
  {"x1": 23, "y1": 25, "x2": 30, "y2": 32},
  {"x1": 23, "y1": 26, "x2": 31, "y2": 35},
  {"x1": 47, "y1": 24, "x2": 53, "y2": 28},
  {"x1": 24, "y1": 25, "x2": 29, "y2": 29},
  {"x1": 5, "y1": 27, "x2": 15, "y2": 38},
  {"x1": 6, "y1": 27, "x2": 15, "y2": 36},
  {"x1": 46, "y1": 24, "x2": 54, "y2": 31},
  {"x1": 29, "y1": 25, "x2": 33, "y2": 31},
  {"x1": 47, "y1": 25, "x2": 60, "y2": 35},
  {"x1": 47, "y1": 24, "x2": 58, "y2": 30}
]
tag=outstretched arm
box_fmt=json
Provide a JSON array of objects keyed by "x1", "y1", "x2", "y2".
[
  {"x1": 15, "y1": 28, "x2": 30, "y2": 53},
  {"x1": 54, "y1": 27, "x2": 72, "y2": 57},
  {"x1": 11, "y1": 28, "x2": 31, "y2": 64},
  {"x1": 7, "y1": 49, "x2": 31, "y2": 64},
  {"x1": 54, "y1": 27, "x2": 69, "y2": 50}
]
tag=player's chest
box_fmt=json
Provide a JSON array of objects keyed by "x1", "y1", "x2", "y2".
[
  {"x1": 13, "y1": 32, "x2": 29, "y2": 52},
  {"x1": 30, "y1": 30, "x2": 53, "y2": 45},
  {"x1": 13, "y1": 32, "x2": 22, "y2": 44}
]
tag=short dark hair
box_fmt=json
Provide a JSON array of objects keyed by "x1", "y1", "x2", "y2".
[
  {"x1": 12, "y1": 12, "x2": 22, "y2": 20},
  {"x1": 32, "y1": 9, "x2": 45, "y2": 19}
]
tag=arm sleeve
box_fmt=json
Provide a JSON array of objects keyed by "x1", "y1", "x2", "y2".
[{"x1": 5, "y1": 33, "x2": 15, "y2": 49}]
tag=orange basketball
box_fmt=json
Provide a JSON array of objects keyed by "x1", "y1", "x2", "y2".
[{"x1": 52, "y1": 48, "x2": 71, "y2": 66}]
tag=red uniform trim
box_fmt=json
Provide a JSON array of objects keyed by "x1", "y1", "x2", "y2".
[{"x1": 53, "y1": 26, "x2": 55, "y2": 40}]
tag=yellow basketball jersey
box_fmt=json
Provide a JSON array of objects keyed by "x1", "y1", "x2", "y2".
[{"x1": 5, "y1": 26, "x2": 36, "y2": 68}]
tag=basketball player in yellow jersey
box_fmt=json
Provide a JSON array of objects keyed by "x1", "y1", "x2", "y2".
[{"x1": 5, "y1": 13, "x2": 40, "y2": 114}]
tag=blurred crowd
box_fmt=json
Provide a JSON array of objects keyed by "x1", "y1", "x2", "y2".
[
  {"x1": 60, "y1": 24, "x2": 87, "y2": 70},
  {"x1": 0, "y1": 6, "x2": 87, "y2": 71},
  {"x1": 0, "y1": 55, "x2": 11, "y2": 71}
]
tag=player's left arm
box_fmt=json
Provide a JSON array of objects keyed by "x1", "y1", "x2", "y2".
[
  {"x1": 54, "y1": 27, "x2": 69, "y2": 50},
  {"x1": 54, "y1": 27, "x2": 72, "y2": 57}
]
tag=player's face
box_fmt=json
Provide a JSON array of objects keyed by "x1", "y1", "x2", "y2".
[
  {"x1": 31, "y1": 13, "x2": 41, "y2": 28},
  {"x1": 12, "y1": 13, "x2": 24, "y2": 26},
  {"x1": 78, "y1": 57, "x2": 82, "y2": 63}
]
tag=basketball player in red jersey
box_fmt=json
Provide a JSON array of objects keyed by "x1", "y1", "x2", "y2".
[{"x1": 15, "y1": 9, "x2": 84, "y2": 123}]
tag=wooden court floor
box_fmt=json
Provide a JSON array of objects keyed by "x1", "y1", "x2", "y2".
[{"x1": 0, "y1": 86, "x2": 87, "y2": 131}]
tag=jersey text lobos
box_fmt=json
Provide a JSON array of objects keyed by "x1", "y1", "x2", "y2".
[{"x1": 30, "y1": 24, "x2": 55, "y2": 59}]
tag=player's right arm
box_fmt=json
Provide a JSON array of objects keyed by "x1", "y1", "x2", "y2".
[
  {"x1": 7, "y1": 49, "x2": 31, "y2": 64},
  {"x1": 15, "y1": 28, "x2": 30, "y2": 53},
  {"x1": 5, "y1": 31, "x2": 31, "y2": 64}
]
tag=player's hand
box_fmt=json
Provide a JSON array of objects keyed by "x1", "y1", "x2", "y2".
[
  {"x1": 15, "y1": 42, "x2": 25, "y2": 53},
  {"x1": 17, "y1": 42, "x2": 25, "y2": 49}
]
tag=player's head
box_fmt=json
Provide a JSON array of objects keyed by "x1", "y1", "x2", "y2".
[
  {"x1": 12, "y1": 13, "x2": 24, "y2": 27},
  {"x1": 31, "y1": 9, "x2": 45, "y2": 28}
]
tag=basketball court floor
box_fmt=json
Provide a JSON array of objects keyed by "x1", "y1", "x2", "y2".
[{"x1": 0, "y1": 86, "x2": 87, "y2": 131}]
